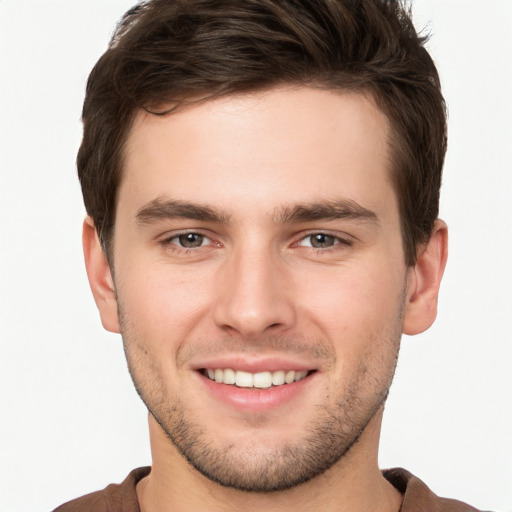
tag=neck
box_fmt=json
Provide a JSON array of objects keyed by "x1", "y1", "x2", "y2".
[{"x1": 137, "y1": 411, "x2": 402, "y2": 512}]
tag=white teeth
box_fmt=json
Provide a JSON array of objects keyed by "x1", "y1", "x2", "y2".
[
  {"x1": 223, "y1": 368, "x2": 236, "y2": 385},
  {"x1": 294, "y1": 370, "x2": 308, "y2": 382},
  {"x1": 235, "y1": 370, "x2": 253, "y2": 388},
  {"x1": 272, "y1": 370, "x2": 285, "y2": 386},
  {"x1": 253, "y1": 371, "x2": 272, "y2": 389},
  {"x1": 204, "y1": 368, "x2": 310, "y2": 388},
  {"x1": 285, "y1": 370, "x2": 296, "y2": 384}
]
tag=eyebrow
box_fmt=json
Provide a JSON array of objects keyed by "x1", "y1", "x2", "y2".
[
  {"x1": 136, "y1": 198, "x2": 231, "y2": 225},
  {"x1": 135, "y1": 197, "x2": 378, "y2": 226},
  {"x1": 275, "y1": 199, "x2": 379, "y2": 225}
]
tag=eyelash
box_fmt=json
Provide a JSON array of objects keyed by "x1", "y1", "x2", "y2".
[
  {"x1": 159, "y1": 231, "x2": 352, "y2": 254},
  {"x1": 295, "y1": 232, "x2": 352, "y2": 251},
  {"x1": 161, "y1": 231, "x2": 215, "y2": 252}
]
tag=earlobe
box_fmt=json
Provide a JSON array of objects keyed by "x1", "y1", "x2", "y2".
[
  {"x1": 403, "y1": 219, "x2": 448, "y2": 336},
  {"x1": 82, "y1": 217, "x2": 121, "y2": 333}
]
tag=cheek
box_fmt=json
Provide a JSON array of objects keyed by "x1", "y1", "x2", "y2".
[
  {"x1": 115, "y1": 260, "x2": 216, "y2": 348},
  {"x1": 115, "y1": 264, "x2": 217, "y2": 402},
  {"x1": 295, "y1": 261, "x2": 406, "y2": 351},
  {"x1": 297, "y1": 265, "x2": 405, "y2": 329},
  {"x1": 304, "y1": 268, "x2": 404, "y2": 401}
]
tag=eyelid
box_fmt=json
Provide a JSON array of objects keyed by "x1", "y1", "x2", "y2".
[
  {"x1": 159, "y1": 229, "x2": 218, "y2": 249},
  {"x1": 294, "y1": 230, "x2": 353, "y2": 248},
  {"x1": 157, "y1": 228, "x2": 353, "y2": 251}
]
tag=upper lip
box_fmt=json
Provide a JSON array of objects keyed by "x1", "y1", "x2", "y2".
[{"x1": 190, "y1": 356, "x2": 317, "y2": 373}]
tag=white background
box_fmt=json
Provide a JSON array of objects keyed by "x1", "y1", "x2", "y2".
[{"x1": 1, "y1": 1, "x2": 511, "y2": 510}]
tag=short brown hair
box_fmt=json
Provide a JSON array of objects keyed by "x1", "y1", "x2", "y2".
[{"x1": 78, "y1": 0, "x2": 447, "y2": 265}]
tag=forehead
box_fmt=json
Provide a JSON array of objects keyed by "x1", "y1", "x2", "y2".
[{"x1": 120, "y1": 86, "x2": 394, "y2": 218}]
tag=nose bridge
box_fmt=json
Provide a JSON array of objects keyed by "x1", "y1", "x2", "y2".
[{"x1": 213, "y1": 237, "x2": 295, "y2": 337}]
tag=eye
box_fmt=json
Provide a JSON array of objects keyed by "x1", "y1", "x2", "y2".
[
  {"x1": 169, "y1": 232, "x2": 211, "y2": 248},
  {"x1": 297, "y1": 233, "x2": 348, "y2": 249}
]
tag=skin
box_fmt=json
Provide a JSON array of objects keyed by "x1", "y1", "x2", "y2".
[{"x1": 84, "y1": 86, "x2": 448, "y2": 512}]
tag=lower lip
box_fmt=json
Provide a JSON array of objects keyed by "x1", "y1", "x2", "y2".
[{"x1": 197, "y1": 371, "x2": 316, "y2": 413}]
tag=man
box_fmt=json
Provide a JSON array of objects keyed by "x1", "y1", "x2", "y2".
[{"x1": 54, "y1": 0, "x2": 482, "y2": 510}]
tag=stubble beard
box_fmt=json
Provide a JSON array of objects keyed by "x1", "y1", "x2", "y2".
[
  {"x1": 148, "y1": 386, "x2": 392, "y2": 493},
  {"x1": 119, "y1": 308, "x2": 402, "y2": 493}
]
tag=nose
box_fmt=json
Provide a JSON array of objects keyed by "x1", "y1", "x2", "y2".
[{"x1": 212, "y1": 243, "x2": 296, "y2": 338}]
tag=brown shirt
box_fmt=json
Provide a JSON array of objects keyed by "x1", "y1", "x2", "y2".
[{"x1": 53, "y1": 467, "x2": 483, "y2": 512}]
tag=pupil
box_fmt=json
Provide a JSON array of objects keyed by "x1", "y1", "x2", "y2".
[
  {"x1": 179, "y1": 233, "x2": 203, "y2": 248},
  {"x1": 312, "y1": 234, "x2": 333, "y2": 248}
]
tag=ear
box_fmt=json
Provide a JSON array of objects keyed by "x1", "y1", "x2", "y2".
[
  {"x1": 82, "y1": 217, "x2": 120, "y2": 333},
  {"x1": 403, "y1": 219, "x2": 448, "y2": 335}
]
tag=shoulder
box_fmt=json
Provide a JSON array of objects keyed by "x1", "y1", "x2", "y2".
[
  {"x1": 53, "y1": 467, "x2": 151, "y2": 512},
  {"x1": 383, "y1": 468, "x2": 486, "y2": 512}
]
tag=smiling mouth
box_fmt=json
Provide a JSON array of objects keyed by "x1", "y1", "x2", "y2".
[{"x1": 201, "y1": 368, "x2": 313, "y2": 389}]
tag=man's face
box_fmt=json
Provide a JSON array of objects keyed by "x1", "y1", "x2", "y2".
[{"x1": 108, "y1": 87, "x2": 413, "y2": 490}]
